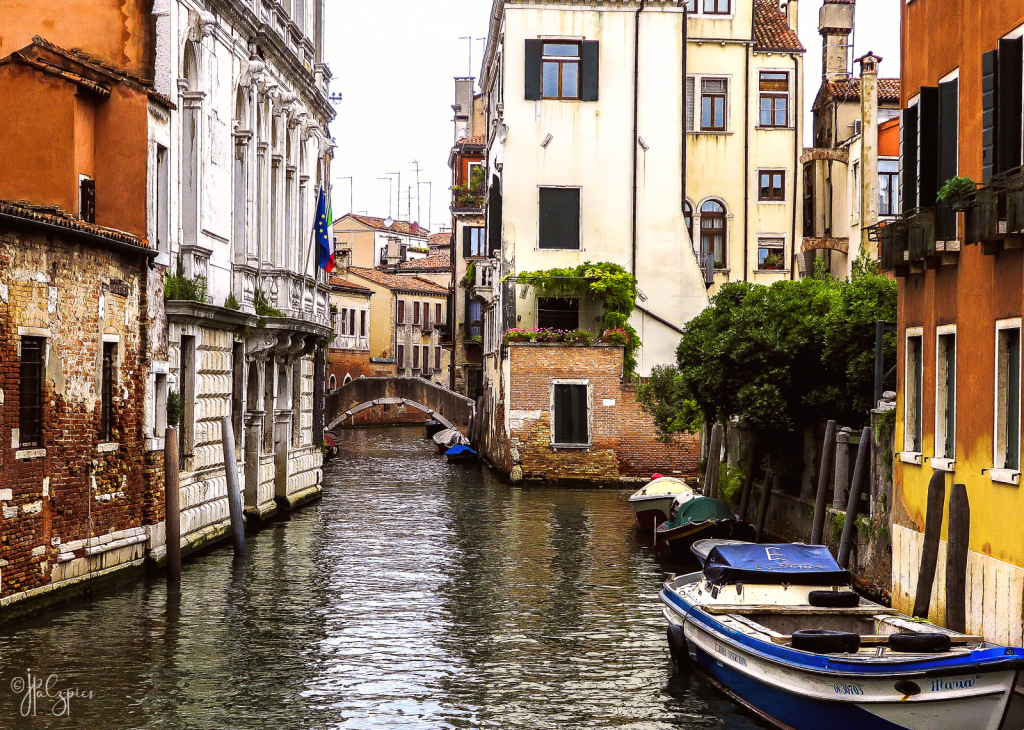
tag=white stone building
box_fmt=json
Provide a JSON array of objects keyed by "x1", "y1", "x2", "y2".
[{"x1": 153, "y1": 0, "x2": 335, "y2": 552}]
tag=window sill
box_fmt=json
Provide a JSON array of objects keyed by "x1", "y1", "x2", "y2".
[
  {"x1": 757, "y1": 200, "x2": 788, "y2": 205},
  {"x1": 899, "y1": 451, "x2": 922, "y2": 465},
  {"x1": 689, "y1": 130, "x2": 733, "y2": 136},
  {"x1": 989, "y1": 468, "x2": 1020, "y2": 486},
  {"x1": 754, "y1": 269, "x2": 791, "y2": 274},
  {"x1": 551, "y1": 443, "x2": 593, "y2": 451},
  {"x1": 755, "y1": 126, "x2": 796, "y2": 132},
  {"x1": 15, "y1": 448, "x2": 45, "y2": 460},
  {"x1": 97, "y1": 442, "x2": 119, "y2": 453},
  {"x1": 931, "y1": 457, "x2": 955, "y2": 472}
]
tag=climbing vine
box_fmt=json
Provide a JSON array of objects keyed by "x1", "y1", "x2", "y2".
[{"x1": 508, "y1": 262, "x2": 641, "y2": 377}]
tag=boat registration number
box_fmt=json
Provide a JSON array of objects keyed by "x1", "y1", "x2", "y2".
[
  {"x1": 715, "y1": 643, "x2": 748, "y2": 667},
  {"x1": 833, "y1": 683, "x2": 864, "y2": 696}
]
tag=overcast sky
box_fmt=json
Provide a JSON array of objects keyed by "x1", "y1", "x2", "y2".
[{"x1": 324, "y1": 0, "x2": 901, "y2": 231}]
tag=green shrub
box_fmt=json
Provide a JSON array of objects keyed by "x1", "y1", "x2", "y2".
[
  {"x1": 164, "y1": 259, "x2": 207, "y2": 303},
  {"x1": 167, "y1": 390, "x2": 183, "y2": 428},
  {"x1": 254, "y1": 289, "x2": 284, "y2": 318},
  {"x1": 225, "y1": 293, "x2": 241, "y2": 310}
]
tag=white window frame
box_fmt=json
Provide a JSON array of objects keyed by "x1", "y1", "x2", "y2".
[
  {"x1": 933, "y1": 324, "x2": 956, "y2": 471},
  {"x1": 901, "y1": 327, "x2": 924, "y2": 464},
  {"x1": 993, "y1": 318, "x2": 1022, "y2": 484},
  {"x1": 687, "y1": 74, "x2": 733, "y2": 134},
  {"x1": 550, "y1": 378, "x2": 593, "y2": 449}
]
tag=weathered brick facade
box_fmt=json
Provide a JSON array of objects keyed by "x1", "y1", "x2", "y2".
[
  {"x1": 0, "y1": 217, "x2": 159, "y2": 619},
  {"x1": 495, "y1": 343, "x2": 699, "y2": 484}
]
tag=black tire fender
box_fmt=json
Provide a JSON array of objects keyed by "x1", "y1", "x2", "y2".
[
  {"x1": 808, "y1": 590, "x2": 861, "y2": 608},
  {"x1": 667, "y1": 624, "x2": 688, "y2": 671},
  {"x1": 887, "y1": 632, "x2": 952, "y2": 653},
  {"x1": 792, "y1": 629, "x2": 861, "y2": 654}
]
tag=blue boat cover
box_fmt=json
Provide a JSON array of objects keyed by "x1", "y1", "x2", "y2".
[
  {"x1": 703, "y1": 543, "x2": 852, "y2": 586},
  {"x1": 446, "y1": 445, "x2": 477, "y2": 456}
]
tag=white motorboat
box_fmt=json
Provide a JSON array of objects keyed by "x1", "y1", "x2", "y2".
[
  {"x1": 661, "y1": 542, "x2": 1024, "y2": 730},
  {"x1": 628, "y1": 476, "x2": 694, "y2": 530}
]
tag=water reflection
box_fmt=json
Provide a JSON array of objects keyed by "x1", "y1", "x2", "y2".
[{"x1": 0, "y1": 427, "x2": 767, "y2": 729}]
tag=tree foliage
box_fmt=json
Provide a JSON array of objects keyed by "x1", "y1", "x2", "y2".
[{"x1": 637, "y1": 260, "x2": 896, "y2": 458}]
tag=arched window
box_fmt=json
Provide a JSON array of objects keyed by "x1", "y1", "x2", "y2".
[
  {"x1": 700, "y1": 200, "x2": 726, "y2": 268},
  {"x1": 684, "y1": 201, "x2": 694, "y2": 249},
  {"x1": 329, "y1": 374, "x2": 337, "y2": 392},
  {"x1": 343, "y1": 374, "x2": 353, "y2": 385}
]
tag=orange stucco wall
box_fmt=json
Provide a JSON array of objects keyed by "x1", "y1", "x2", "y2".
[
  {"x1": 895, "y1": 0, "x2": 1024, "y2": 566},
  {"x1": 879, "y1": 118, "x2": 900, "y2": 158},
  {"x1": 0, "y1": 0, "x2": 156, "y2": 80}
]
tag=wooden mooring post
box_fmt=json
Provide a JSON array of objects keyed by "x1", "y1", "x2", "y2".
[
  {"x1": 837, "y1": 427, "x2": 871, "y2": 568},
  {"x1": 810, "y1": 420, "x2": 837, "y2": 545},
  {"x1": 945, "y1": 483, "x2": 970, "y2": 634},
  {"x1": 221, "y1": 417, "x2": 247, "y2": 556},
  {"x1": 913, "y1": 470, "x2": 947, "y2": 619},
  {"x1": 705, "y1": 424, "x2": 724, "y2": 499},
  {"x1": 738, "y1": 437, "x2": 758, "y2": 523},
  {"x1": 164, "y1": 427, "x2": 181, "y2": 583}
]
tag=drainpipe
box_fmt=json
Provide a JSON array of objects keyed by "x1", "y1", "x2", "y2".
[
  {"x1": 791, "y1": 52, "x2": 800, "y2": 280},
  {"x1": 742, "y1": 19, "x2": 751, "y2": 281},
  {"x1": 681, "y1": 5, "x2": 688, "y2": 214},
  {"x1": 631, "y1": 0, "x2": 646, "y2": 277}
]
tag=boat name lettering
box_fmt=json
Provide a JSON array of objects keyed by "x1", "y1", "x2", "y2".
[
  {"x1": 752, "y1": 563, "x2": 820, "y2": 571},
  {"x1": 765, "y1": 547, "x2": 785, "y2": 562},
  {"x1": 714, "y1": 643, "x2": 747, "y2": 666},
  {"x1": 833, "y1": 683, "x2": 864, "y2": 696},
  {"x1": 928, "y1": 676, "x2": 979, "y2": 692}
]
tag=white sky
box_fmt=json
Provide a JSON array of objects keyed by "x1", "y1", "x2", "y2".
[{"x1": 324, "y1": 0, "x2": 901, "y2": 229}]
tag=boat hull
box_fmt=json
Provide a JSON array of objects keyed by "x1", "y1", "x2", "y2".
[
  {"x1": 629, "y1": 495, "x2": 675, "y2": 530},
  {"x1": 659, "y1": 520, "x2": 754, "y2": 553},
  {"x1": 662, "y1": 591, "x2": 1018, "y2": 730}
]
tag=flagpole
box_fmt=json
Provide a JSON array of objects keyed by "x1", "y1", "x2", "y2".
[{"x1": 304, "y1": 186, "x2": 321, "y2": 316}]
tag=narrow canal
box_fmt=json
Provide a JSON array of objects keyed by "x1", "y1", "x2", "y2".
[{"x1": 0, "y1": 427, "x2": 768, "y2": 729}]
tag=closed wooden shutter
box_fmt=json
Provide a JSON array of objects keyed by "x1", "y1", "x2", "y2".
[
  {"x1": 685, "y1": 77, "x2": 695, "y2": 132},
  {"x1": 901, "y1": 105, "x2": 919, "y2": 212},
  {"x1": 525, "y1": 40, "x2": 543, "y2": 100},
  {"x1": 917, "y1": 87, "x2": 939, "y2": 207},
  {"x1": 580, "y1": 41, "x2": 600, "y2": 101},
  {"x1": 938, "y1": 80, "x2": 959, "y2": 238},
  {"x1": 538, "y1": 188, "x2": 580, "y2": 249},
  {"x1": 998, "y1": 38, "x2": 1023, "y2": 175},
  {"x1": 488, "y1": 180, "x2": 502, "y2": 257},
  {"x1": 463, "y1": 227, "x2": 473, "y2": 257},
  {"x1": 982, "y1": 50, "x2": 999, "y2": 183},
  {"x1": 80, "y1": 178, "x2": 96, "y2": 223}
]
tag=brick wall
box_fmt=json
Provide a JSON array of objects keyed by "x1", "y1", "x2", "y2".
[
  {"x1": 327, "y1": 348, "x2": 393, "y2": 388},
  {"x1": 499, "y1": 344, "x2": 699, "y2": 483},
  {"x1": 0, "y1": 225, "x2": 159, "y2": 603}
]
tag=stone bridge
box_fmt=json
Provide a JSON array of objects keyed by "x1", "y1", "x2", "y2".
[{"x1": 325, "y1": 377, "x2": 476, "y2": 435}]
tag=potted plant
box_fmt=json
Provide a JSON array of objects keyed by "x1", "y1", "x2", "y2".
[
  {"x1": 600, "y1": 328, "x2": 631, "y2": 346},
  {"x1": 714, "y1": 260, "x2": 726, "y2": 270},
  {"x1": 565, "y1": 329, "x2": 594, "y2": 345},
  {"x1": 937, "y1": 176, "x2": 977, "y2": 211},
  {"x1": 760, "y1": 252, "x2": 784, "y2": 270},
  {"x1": 503, "y1": 328, "x2": 534, "y2": 344},
  {"x1": 535, "y1": 328, "x2": 563, "y2": 343}
]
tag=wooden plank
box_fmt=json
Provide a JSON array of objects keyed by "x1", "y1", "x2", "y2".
[
  {"x1": 984, "y1": 554, "x2": 998, "y2": 644},
  {"x1": 914, "y1": 470, "x2": 946, "y2": 618},
  {"x1": 968, "y1": 552, "x2": 984, "y2": 638},
  {"x1": 770, "y1": 634, "x2": 984, "y2": 645},
  {"x1": 945, "y1": 483, "x2": 970, "y2": 634},
  {"x1": 701, "y1": 605, "x2": 897, "y2": 616},
  {"x1": 933, "y1": 539, "x2": 948, "y2": 627}
]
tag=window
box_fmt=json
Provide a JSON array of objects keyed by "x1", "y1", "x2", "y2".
[
  {"x1": 19, "y1": 336, "x2": 45, "y2": 448},
  {"x1": 100, "y1": 342, "x2": 116, "y2": 442},
  {"x1": 936, "y1": 330, "x2": 956, "y2": 462},
  {"x1": 423, "y1": 301, "x2": 432, "y2": 331},
  {"x1": 412, "y1": 345, "x2": 420, "y2": 370},
  {"x1": 396, "y1": 344, "x2": 406, "y2": 369},
  {"x1": 758, "y1": 170, "x2": 786, "y2": 202},
  {"x1": 349, "y1": 309, "x2": 356, "y2": 337},
  {"x1": 435, "y1": 303, "x2": 442, "y2": 326},
  {"x1": 851, "y1": 162, "x2": 860, "y2": 222},
  {"x1": 542, "y1": 43, "x2": 580, "y2": 100},
  {"x1": 79, "y1": 177, "x2": 96, "y2": 223},
  {"x1": 413, "y1": 301, "x2": 421, "y2": 326},
  {"x1": 360, "y1": 310, "x2": 367, "y2": 337},
  {"x1": 397, "y1": 299, "x2": 406, "y2": 324},
  {"x1": 463, "y1": 227, "x2": 486, "y2": 257},
  {"x1": 702, "y1": 0, "x2": 730, "y2": 13},
  {"x1": 759, "y1": 72, "x2": 789, "y2": 127},
  {"x1": 996, "y1": 323, "x2": 1021, "y2": 471},
  {"x1": 538, "y1": 297, "x2": 579, "y2": 331},
  {"x1": 435, "y1": 346, "x2": 442, "y2": 370},
  {"x1": 154, "y1": 373, "x2": 168, "y2": 437},
  {"x1": 879, "y1": 160, "x2": 900, "y2": 216},
  {"x1": 156, "y1": 146, "x2": 169, "y2": 252},
  {"x1": 181, "y1": 335, "x2": 197, "y2": 455},
  {"x1": 700, "y1": 200, "x2": 727, "y2": 268},
  {"x1": 905, "y1": 332, "x2": 924, "y2": 455},
  {"x1": 684, "y1": 201, "x2": 694, "y2": 245},
  {"x1": 701, "y1": 79, "x2": 728, "y2": 131},
  {"x1": 466, "y1": 299, "x2": 483, "y2": 339},
  {"x1": 538, "y1": 188, "x2": 580, "y2": 249},
  {"x1": 553, "y1": 383, "x2": 589, "y2": 445},
  {"x1": 982, "y1": 40, "x2": 1024, "y2": 183},
  {"x1": 525, "y1": 40, "x2": 599, "y2": 102},
  {"x1": 339, "y1": 308, "x2": 348, "y2": 335},
  {"x1": 757, "y1": 238, "x2": 785, "y2": 270}
]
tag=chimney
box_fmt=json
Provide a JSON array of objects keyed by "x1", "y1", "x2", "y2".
[
  {"x1": 781, "y1": 0, "x2": 799, "y2": 31},
  {"x1": 858, "y1": 51, "x2": 881, "y2": 259},
  {"x1": 386, "y1": 235, "x2": 403, "y2": 266},
  {"x1": 453, "y1": 77, "x2": 475, "y2": 143},
  {"x1": 819, "y1": 0, "x2": 854, "y2": 81}
]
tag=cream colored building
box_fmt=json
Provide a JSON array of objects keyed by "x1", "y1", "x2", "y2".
[
  {"x1": 684, "y1": 0, "x2": 805, "y2": 290},
  {"x1": 333, "y1": 214, "x2": 430, "y2": 269}
]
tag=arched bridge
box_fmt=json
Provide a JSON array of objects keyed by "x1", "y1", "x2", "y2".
[{"x1": 325, "y1": 377, "x2": 476, "y2": 434}]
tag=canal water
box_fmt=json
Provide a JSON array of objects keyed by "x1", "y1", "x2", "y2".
[{"x1": 0, "y1": 427, "x2": 768, "y2": 729}]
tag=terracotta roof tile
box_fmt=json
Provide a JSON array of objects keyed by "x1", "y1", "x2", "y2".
[
  {"x1": 0, "y1": 199, "x2": 149, "y2": 248},
  {"x1": 328, "y1": 274, "x2": 374, "y2": 294},
  {"x1": 335, "y1": 214, "x2": 429, "y2": 236},
  {"x1": 392, "y1": 250, "x2": 451, "y2": 272},
  {"x1": 823, "y1": 77, "x2": 901, "y2": 103},
  {"x1": 456, "y1": 135, "x2": 486, "y2": 147},
  {"x1": 753, "y1": 0, "x2": 805, "y2": 53},
  {"x1": 429, "y1": 232, "x2": 453, "y2": 247},
  {"x1": 347, "y1": 267, "x2": 449, "y2": 295}
]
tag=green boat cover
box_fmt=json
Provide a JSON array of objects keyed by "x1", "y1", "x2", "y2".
[{"x1": 663, "y1": 497, "x2": 735, "y2": 530}]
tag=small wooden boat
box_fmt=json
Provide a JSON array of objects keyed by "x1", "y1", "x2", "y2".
[
  {"x1": 433, "y1": 426, "x2": 469, "y2": 454},
  {"x1": 628, "y1": 476, "x2": 695, "y2": 530},
  {"x1": 425, "y1": 419, "x2": 446, "y2": 439},
  {"x1": 445, "y1": 445, "x2": 478, "y2": 464},
  {"x1": 662, "y1": 542, "x2": 1023, "y2": 730},
  {"x1": 655, "y1": 495, "x2": 754, "y2": 553}
]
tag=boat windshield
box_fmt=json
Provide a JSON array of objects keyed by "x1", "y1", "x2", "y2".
[{"x1": 703, "y1": 544, "x2": 851, "y2": 586}]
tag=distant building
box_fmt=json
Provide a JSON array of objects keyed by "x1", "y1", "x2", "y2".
[
  {"x1": 333, "y1": 214, "x2": 430, "y2": 269},
  {"x1": 326, "y1": 278, "x2": 374, "y2": 392},
  {"x1": 801, "y1": 0, "x2": 901, "y2": 277}
]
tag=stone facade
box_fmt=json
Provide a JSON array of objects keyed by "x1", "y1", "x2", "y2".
[
  {"x1": 490, "y1": 343, "x2": 699, "y2": 484},
  {"x1": 0, "y1": 210, "x2": 159, "y2": 620}
]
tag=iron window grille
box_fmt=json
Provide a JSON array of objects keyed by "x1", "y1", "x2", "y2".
[
  {"x1": 19, "y1": 337, "x2": 45, "y2": 448},
  {"x1": 100, "y1": 342, "x2": 115, "y2": 441}
]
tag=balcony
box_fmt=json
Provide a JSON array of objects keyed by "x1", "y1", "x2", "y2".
[
  {"x1": 436, "y1": 322, "x2": 454, "y2": 345},
  {"x1": 878, "y1": 205, "x2": 961, "y2": 277},
  {"x1": 964, "y1": 170, "x2": 1024, "y2": 255},
  {"x1": 470, "y1": 259, "x2": 496, "y2": 303},
  {"x1": 462, "y1": 321, "x2": 483, "y2": 348},
  {"x1": 231, "y1": 265, "x2": 331, "y2": 329}
]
